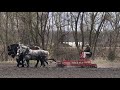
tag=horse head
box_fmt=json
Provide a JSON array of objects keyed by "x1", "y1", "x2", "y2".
[{"x1": 7, "y1": 44, "x2": 19, "y2": 58}]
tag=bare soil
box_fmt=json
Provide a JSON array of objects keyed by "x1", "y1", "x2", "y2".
[{"x1": 0, "y1": 62, "x2": 120, "y2": 78}]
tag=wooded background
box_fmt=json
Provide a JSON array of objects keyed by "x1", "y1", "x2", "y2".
[{"x1": 0, "y1": 12, "x2": 120, "y2": 61}]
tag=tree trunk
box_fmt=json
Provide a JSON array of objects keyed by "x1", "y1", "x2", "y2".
[
  {"x1": 5, "y1": 12, "x2": 9, "y2": 61},
  {"x1": 80, "y1": 12, "x2": 84, "y2": 49},
  {"x1": 92, "y1": 13, "x2": 106, "y2": 60}
]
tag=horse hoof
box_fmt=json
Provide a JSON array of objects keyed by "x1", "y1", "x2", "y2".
[{"x1": 17, "y1": 65, "x2": 19, "y2": 67}]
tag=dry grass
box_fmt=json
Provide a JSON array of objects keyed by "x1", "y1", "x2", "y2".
[{"x1": 93, "y1": 57, "x2": 120, "y2": 68}]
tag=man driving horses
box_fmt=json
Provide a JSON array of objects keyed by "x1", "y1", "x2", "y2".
[{"x1": 83, "y1": 44, "x2": 92, "y2": 59}]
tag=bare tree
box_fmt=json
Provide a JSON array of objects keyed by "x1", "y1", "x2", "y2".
[
  {"x1": 36, "y1": 12, "x2": 49, "y2": 50},
  {"x1": 92, "y1": 12, "x2": 106, "y2": 59},
  {"x1": 70, "y1": 12, "x2": 88, "y2": 55},
  {"x1": 4, "y1": 12, "x2": 9, "y2": 61},
  {"x1": 106, "y1": 12, "x2": 120, "y2": 60},
  {"x1": 89, "y1": 12, "x2": 98, "y2": 47}
]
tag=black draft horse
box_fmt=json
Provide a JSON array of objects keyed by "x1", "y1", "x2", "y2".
[
  {"x1": 7, "y1": 44, "x2": 24, "y2": 67},
  {"x1": 7, "y1": 44, "x2": 47, "y2": 67}
]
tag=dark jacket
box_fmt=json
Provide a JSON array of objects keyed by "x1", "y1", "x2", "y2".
[
  {"x1": 84, "y1": 47, "x2": 90, "y2": 52},
  {"x1": 84, "y1": 46, "x2": 92, "y2": 58}
]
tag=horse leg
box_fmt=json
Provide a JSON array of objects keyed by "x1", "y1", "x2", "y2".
[
  {"x1": 21, "y1": 59, "x2": 24, "y2": 67},
  {"x1": 16, "y1": 58, "x2": 19, "y2": 67},
  {"x1": 16, "y1": 58, "x2": 21, "y2": 67},
  {"x1": 39, "y1": 56, "x2": 43, "y2": 67},
  {"x1": 41, "y1": 57, "x2": 46, "y2": 67},
  {"x1": 39, "y1": 57, "x2": 45, "y2": 67},
  {"x1": 39, "y1": 59, "x2": 42, "y2": 67},
  {"x1": 35, "y1": 60, "x2": 39, "y2": 68},
  {"x1": 26, "y1": 60, "x2": 29, "y2": 68},
  {"x1": 39, "y1": 56, "x2": 47, "y2": 67},
  {"x1": 21, "y1": 55, "x2": 24, "y2": 67},
  {"x1": 43, "y1": 56, "x2": 49, "y2": 66}
]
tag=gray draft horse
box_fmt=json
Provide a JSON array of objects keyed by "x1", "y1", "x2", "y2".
[{"x1": 17, "y1": 44, "x2": 50, "y2": 67}]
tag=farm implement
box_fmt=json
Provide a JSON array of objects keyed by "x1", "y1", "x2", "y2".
[{"x1": 56, "y1": 52, "x2": 97, "y2": 68}]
